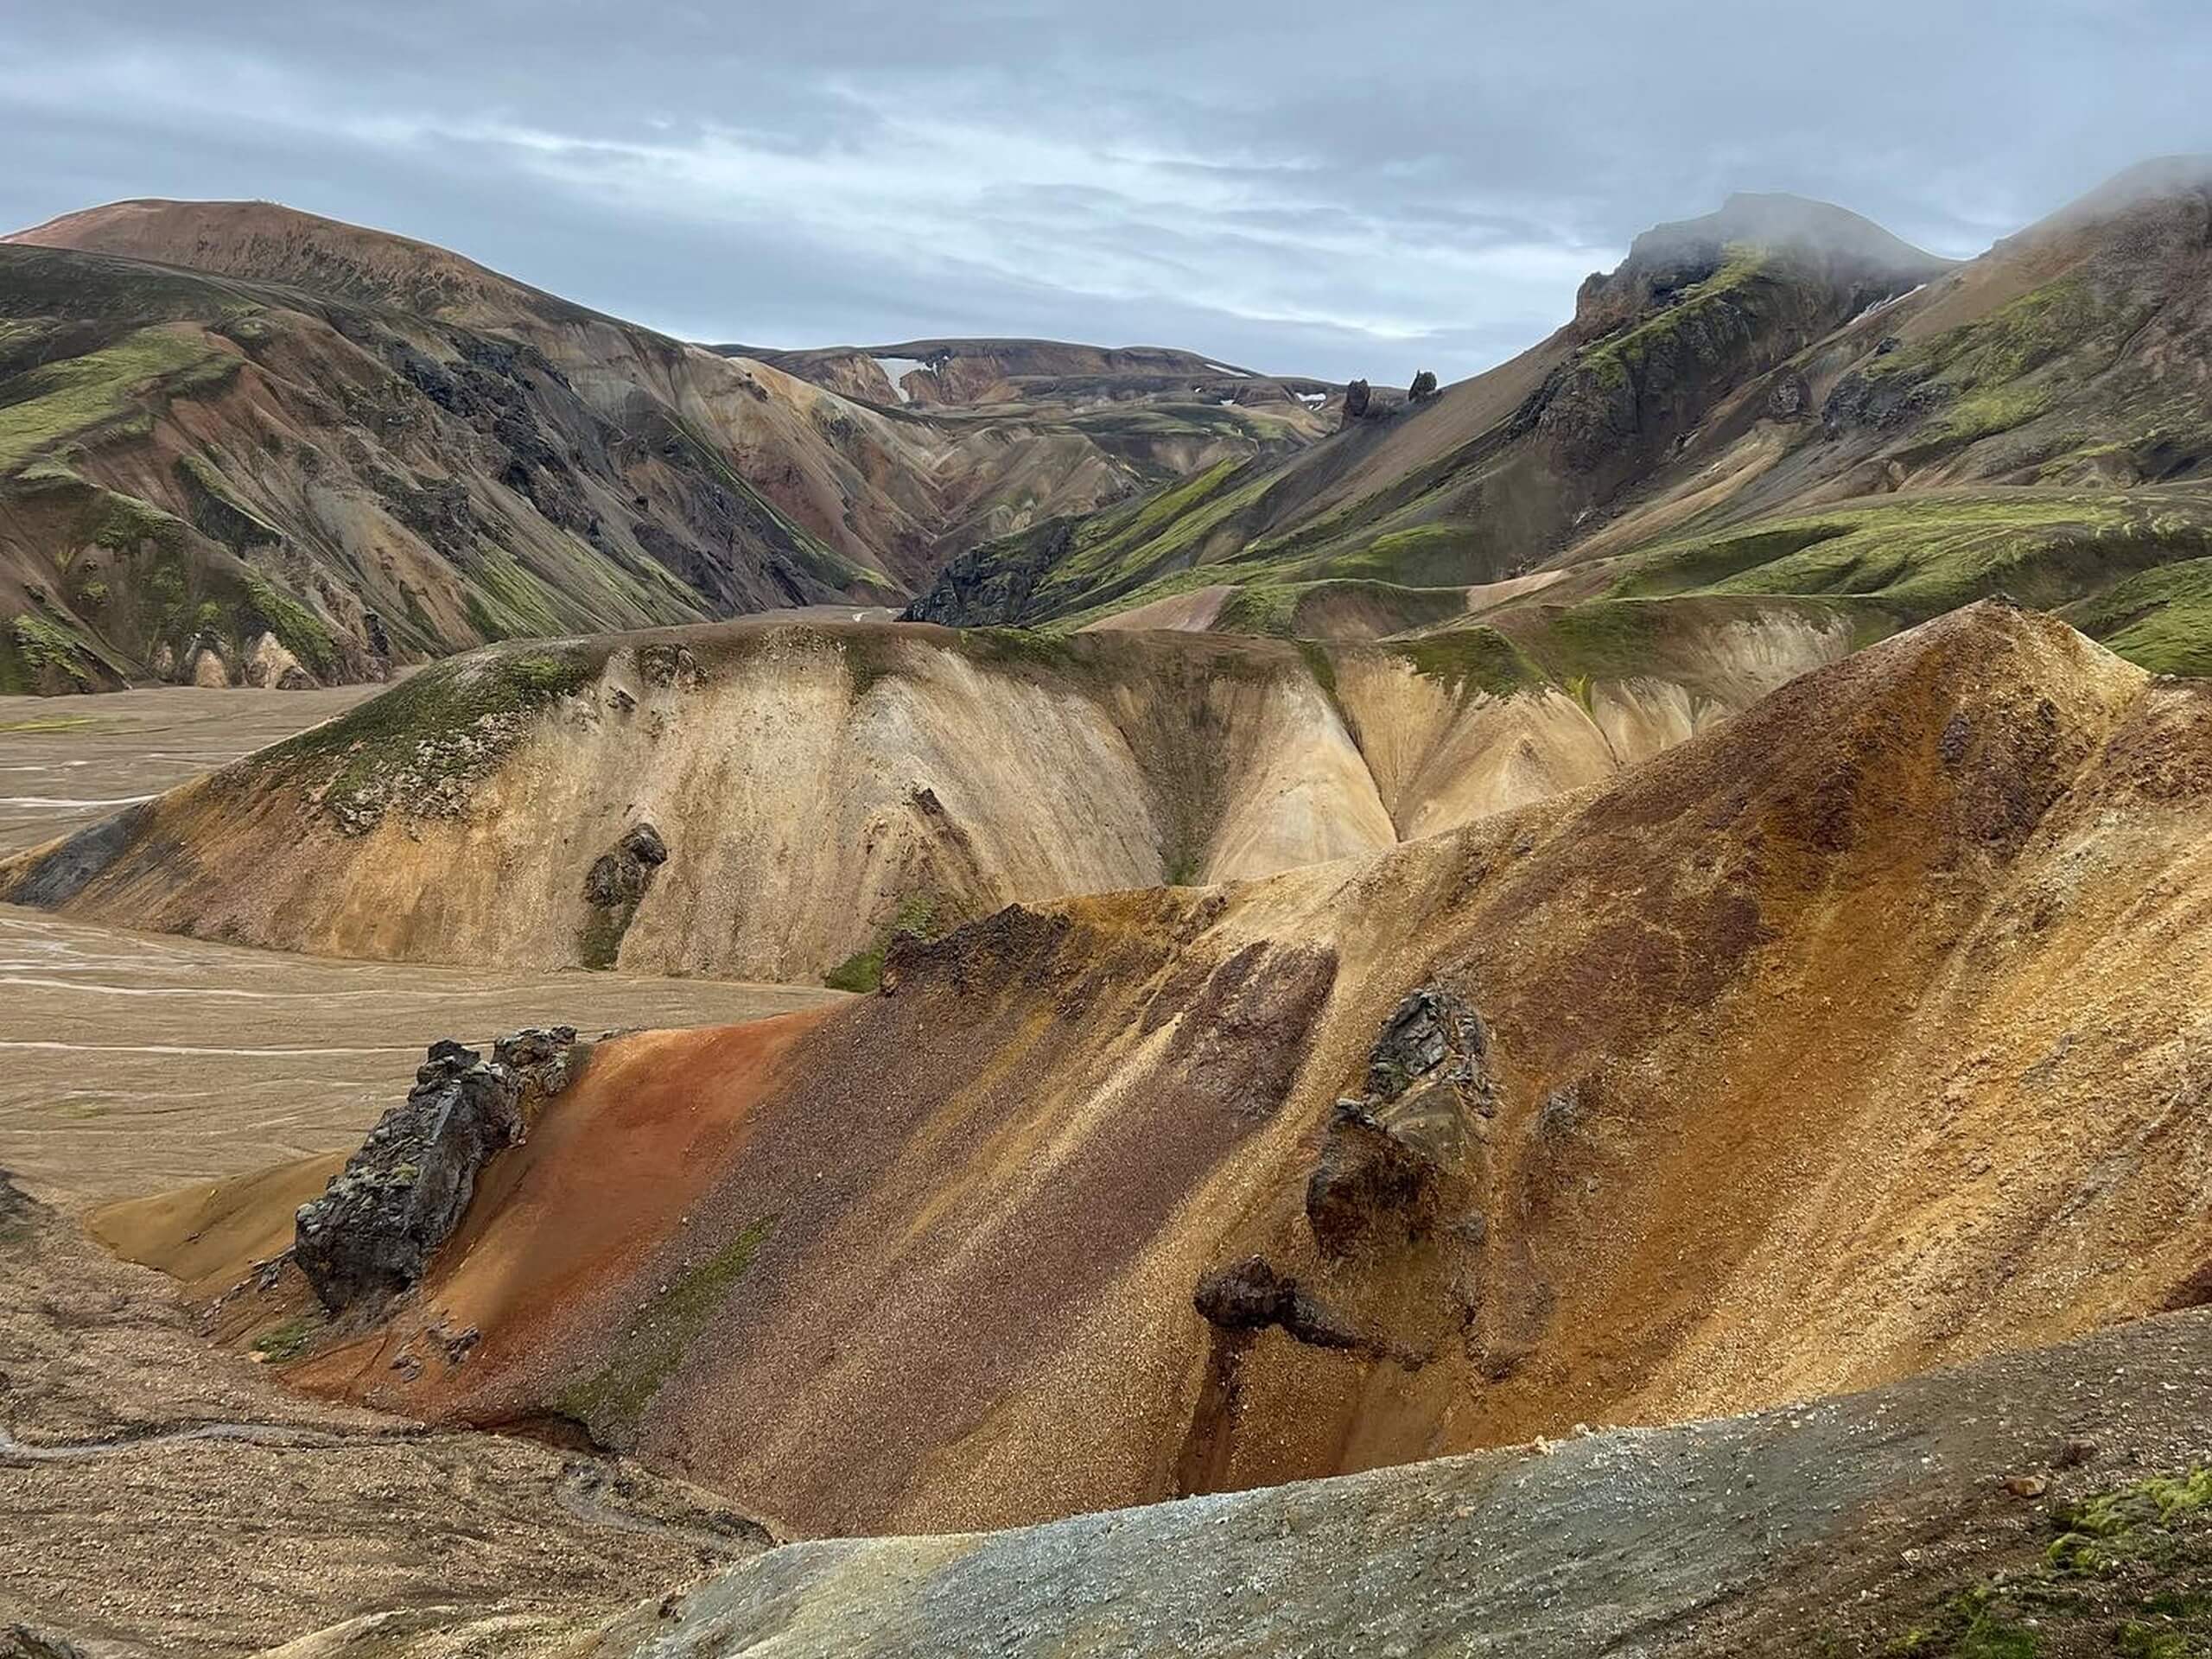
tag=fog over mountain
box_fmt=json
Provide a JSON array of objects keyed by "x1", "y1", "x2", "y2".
[{"x1": 6, "y1": 0, "x2": 2207, "y2": 381}]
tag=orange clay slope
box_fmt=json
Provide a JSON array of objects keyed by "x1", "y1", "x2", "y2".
[
  {"x1": 124, "y1": 601, "x2": 2212, "y2": 1541},
  {"x1": 0, "y1": 611, "x2": 1851, "y2": 981}
]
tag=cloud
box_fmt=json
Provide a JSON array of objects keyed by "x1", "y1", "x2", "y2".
[{"x1": 3, "y1": 1, "x2": 2208, "y2": 382}]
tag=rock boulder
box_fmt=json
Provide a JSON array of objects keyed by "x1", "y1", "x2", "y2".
[{"x1": 295, "y1": 1027, "x2": 579, "y2": 1316}]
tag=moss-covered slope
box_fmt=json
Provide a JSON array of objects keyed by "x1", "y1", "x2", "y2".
[{"x1": 908, "y1": 164, "x2": 2212, "y2": 684}]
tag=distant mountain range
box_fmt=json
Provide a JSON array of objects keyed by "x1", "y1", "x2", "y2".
[
  {"x1": 912, "y1": 160, "x2": 2212, "y2": 684},
  {"x1": 0, "y1": 201, "x2": 1331, "y2": 692}
]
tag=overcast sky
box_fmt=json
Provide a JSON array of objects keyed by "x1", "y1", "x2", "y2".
[{"x1": 5, "y1": 1, "x2": 2206, "y2": 383}]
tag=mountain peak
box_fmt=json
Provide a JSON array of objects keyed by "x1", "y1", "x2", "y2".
[
  {"x1": 1621, "y1": 191, "x2": 1948, "y2": 280},
  {"x1": 2016, "y1": 153, "x2": 2212, "y2": 245},
  {"x1": 1572, "y1": 191, "x2": 1948, "y2": 337}
]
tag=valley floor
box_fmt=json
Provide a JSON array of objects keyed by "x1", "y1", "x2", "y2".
[{"x1": 0, "y1": 684, "x2": 390, "y2": 856}]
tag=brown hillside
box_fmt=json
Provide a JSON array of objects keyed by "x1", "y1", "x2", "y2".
[{"x1": 123, "y1": 602, "x2": 2212, "y2": 1540}]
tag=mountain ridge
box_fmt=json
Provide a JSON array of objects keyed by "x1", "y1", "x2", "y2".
[
  {"x1": 0, "y1": 200, "x2": 1332, "y2": 692},
  {"x1": 906, "y1": 163, "x2": 2212, "y2": 683}
]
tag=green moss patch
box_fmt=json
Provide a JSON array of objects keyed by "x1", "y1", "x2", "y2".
[
  {"x1": 239, "y1": 573, "x2": 340, "y2": 679},
  {"x1": 1389, "y1": 626, "x2": 1548, "y2": 701},
  {"x1": 0, "y1": 326, "x2": 240, "y2": 474},
  {"x1": 1609, "y1": 489, "x2": 2212, "y2": 670},
  {"x1": 1575, "y1": 243, "x2": 1780, "y2": 393},
  {"x1": 556, "y1": 1216, "x2": 777, "y2": 1435},
  {"x1": 1879, "y1": 1469, "x2": 2212, "y2": 1657},
  {"x1": 1, "y1": 613, "x2": 108, "y2": 694},
  {"x1": 251, "y1": 1313, "x2": 325, "y2": 1366},
  {"x1": 824, "y1": 890, "x2": 943, "y2": 993},
  {"x1": 2061, "y1": 556, "x2": 2212, "y2": 676},
  {"x1": 250, "y1": 642, "x2": 597, "y2": 830}
]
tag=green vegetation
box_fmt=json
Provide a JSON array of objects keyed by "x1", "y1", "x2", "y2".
[
  {"x1": 1923, "y1": 386, "x2": 2053, "y2": 448},
  {"x1": 824, "y1": 891, "x2": 943, "y2": 993},
  {"x1": 252, "y1": 643, "x2": 595, "y2": 823},
  {"x1": 1332, "y1": 524, "x2": 1483, "y2": 588},
  {"x1": 172, "y1": 453, "x2": 283, "y2": 548},
  {"x1": 0, "y1": 326, "x2": 240, "y2": 474},
  {"x1": 577, "y1": 904, "x2": 628, "y2": 972},
  {"x1": 1880, "y1": 1469, "x2": 2212, "y2": 1657},
  {"x1": 1296, "y1": 638, "x2": 1339, "y2": 707},
  {"x1": 1606, "y1": 488, "x2": 2212, "y2": 672},
  {"x1": 948, "y1": 626, "x2": 1082, "y2": 675},
  {"x1": 240, "y1": 573, "x2": 340, "y2": 679},
  {"x1": 1214, "y1": 584, "x2": 1300, "y2": 637},
  {"x1": 87, "y1": 486, "x2": 192, "y2": 555},
  {"x1": 1389, "y1": 626, "x2": 1547, "y2": 700},
  {"x1": 556, "y1": 1217, "x2": 777, "y2": 1433},
  {"x1": 2062, "y1": 556, "x2": 2212, "y2": 676},
  {"x1": 1577, "y1": 243, "x2": 1777, "y2": 393},
  {"x1": 2, "y1": 613, "x2": 105, "y2": 693},
  {"x1": 0, "y1": 713, "x2": 113, "y2": 734},
  {"x1": 1873, "y1": 277, "x2": 2111, "y2": 407},
  {"x1": 251, "y1": 1313, "x2": 323, "y2": 1365}
]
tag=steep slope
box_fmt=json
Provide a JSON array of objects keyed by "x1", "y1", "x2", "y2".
[
  {"x1": 0, "y1": 612, "x2": 1850, "y2": 979},
  {"x1": 910, "y1": 163, "x2": 2212, "y2": 673},
  {"x1": 909, "y1": 192, "x2": 1952, "y2": 626},
  {"x1": 0, "y1": 239, "x2": 888, "y2": 694},
  {"x1": 115, "y1": 605, "x2": 2212, "y2": 1543},
  {"x1": 550, "y1": 1310, "x2": 2212, "y2": 1659},
  {"x1": 2, "y1": 201, "x2": 1332, "y2": 689}
]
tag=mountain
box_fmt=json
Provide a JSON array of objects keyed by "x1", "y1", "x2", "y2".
[
  {"x1": 0, "y1": 607, "x2": 1851, "y2": 980},
  {"x1": 731, "y1": 335, "x2": 1339, "y2": 416},
  {"x1": 908, "y1": 166, "x2": 2212, "y2": 677},
  {"x1": 78, "y1": 604, "x2": 2212, "y2": 1550},
  {"x1": 0, "y1": 201, "x2": 1330, "y2": 693}
]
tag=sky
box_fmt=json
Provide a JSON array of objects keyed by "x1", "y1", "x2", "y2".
[{"x1": 4, "y1": 1, "x2": 2208, "y2": 384}]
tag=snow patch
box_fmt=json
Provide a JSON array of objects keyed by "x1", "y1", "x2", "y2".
[
  {"x1": 1204, "y1": 362, "x2": 1249, "y2": 377},
  {"x1": 1847, "y1": 283, "x2": 1926, "y2": 328},
  {"x1": 870, "y1": 356, "x2": 933, "y2": 404},
  {"x1": 1297, "y1": 391, "x2": 1327, "y2": 406}
]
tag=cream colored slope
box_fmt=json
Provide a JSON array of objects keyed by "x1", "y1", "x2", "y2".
[
  {"x1": 1336, "y1": 607, "x2": 1854, "y2": 839},
  {"x1": 2, "y1": 617, "x2": 1857, "y2": 981},
  {"x1": 1202, "y1": 673, "x2": 1396, "y2": 878}
]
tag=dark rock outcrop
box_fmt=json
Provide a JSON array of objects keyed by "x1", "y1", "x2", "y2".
[
  {"x1": 903, "y1": 518, "x2": 1075, "y2": 627},
  {"x1": 1, "y1": 1626, "x2": 88, "y2": 1659},
  {"x1": 581, "y1": 823, "x2": 668, "y2": 969},
  {"x1": 585, "y1": 823, "x2": 668, "y2": 910},
  {"x1": 1407, "y1": 371, "x2": 1439, "y2": 403},
  {"x1": 0, "y1": 801, "x2": 153, "y2": 908},
  {"x1": 1341, "y1": 379, "x2": 1373, "y2": 423},
  {"x1": 1306, "y1": 985, "x2": 1491, "y2": 1258},
  {"x1": 295, "y1": 1028, "x2": 579, "y2": 1315},
  {"x1": 0, "y1": 1167, "x2": 47, "y2": 1244},
  {"x1": 1192, "y1": 1256, "x2": 1361, "y2": 1350}
]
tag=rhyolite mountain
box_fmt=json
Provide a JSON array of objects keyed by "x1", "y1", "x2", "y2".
[
  {"x1": 910, "y1": 162, "x2": 2212, "y2": 680},
  {"x1": 729, "y1": 335, "x2": 1339, "y2": 416},
  {"x1": 0, "y1": 201, "x2": 1327, "y2": 693}
]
